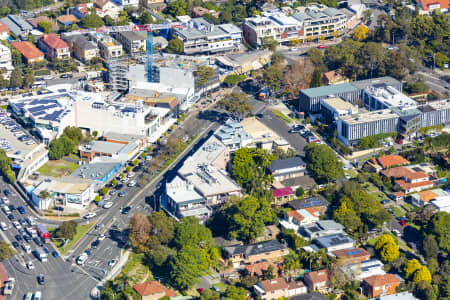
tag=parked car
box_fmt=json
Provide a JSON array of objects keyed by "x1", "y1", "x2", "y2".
[
  {"x1": 317, "y1": 45, "x2": 327, "y2": 49},
  {"x1": 37, "y1": 274, "x2": 45, "y2": 285},
  {"x1": 83, "y1": 212, "x2": 96, "y2": 219},
  {"x1": 17, "y1": 206, "x2": 25, "y2": 214}
]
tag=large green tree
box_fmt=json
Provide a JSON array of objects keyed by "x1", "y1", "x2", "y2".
[
  {"x1": 55, "y1": 220, "x2": 78, "y2": 240},
  {"x1": 166, "y1": 37, "x2": 184, "y2": 54},
  {"x1": 263, "y1": 65, "x2": 283, "y2": 92},
  {"x1": 9, "y1": 69, "x2": 23, "y2": 88},
  {"x1": 170, "y1": 246, "x2": 209, "y2": 290},
  {"x1": 217, "y1": 92, "x2": 252, "y2": 121},
  {"x1": 305, "y1": 143, "x2": 343, "y2": 183},
  {"x1": 427, "y1": 212, "x2": 450, "y2": 254},
  {"x1": 0, "y1": 241, "x2": 16, "y2": 261},
  {"x1": 196, "y1": 66, "x2": 215, "y2": 87},
  {"x1": 81, "y1": 12, "x2": 104, "y2": 28}
]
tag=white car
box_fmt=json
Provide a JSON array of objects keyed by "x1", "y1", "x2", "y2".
[
  {"x1": 76, "y1": 254, "x2": 88, "y2": 265},
  {"x1": 122, "y1": 177, "x2": 129, "y2": 183},
  {"x1": 127, "y1": 181, "x2": 136, "y2": 187},
  {"x1": 83, "y1": 212, "x2": 96, "y2": 219},
  {"x1": 24, "y1": 292, "x2": 33, "y2": 300},
  {"x1": 26, "y1": 261, "x2": 34, "y2": 269},
  {"x1": 0, "y1": 222, "x2": 8, "y2": 231},
  {"x1": 2, "y1": 197, "x2": 9, "y2": 204},
  {"x1": 27, "y1": 217, "x2": 36, "y2": 226},
  {"x1": 98, "y1": 234, "x2": 106, "y2": 241},
  {"x1": 43, "y1": 75, "x2": 53, "y2": 80},
  {"x1": 127, "y1": 172, "x2": 135, "y2": 178},
  {"x1": 34, "y1": 291, "x2": 42, "y2": 300},
  {"x1": 103, "y1": 202, "x2": 113, "y2": 209},
  {"x1": 108, "y1": 259, "x2": 118, "y2": 267},
  {"x1": 12, "y1": 221, "x2": 21, "y2": 230}
]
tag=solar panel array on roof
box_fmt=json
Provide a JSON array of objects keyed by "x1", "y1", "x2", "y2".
[{"x1": 347, "y1": 249, "x2": 362, "y2": 256}]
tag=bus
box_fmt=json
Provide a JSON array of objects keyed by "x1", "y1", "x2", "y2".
[{"x1": 36, "y1": 224, "x2": 50, "y2": 242}]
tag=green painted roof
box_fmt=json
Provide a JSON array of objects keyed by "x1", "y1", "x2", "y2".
[{"x1": 300, "y1": 83, "x2": 358, "y2": 98}]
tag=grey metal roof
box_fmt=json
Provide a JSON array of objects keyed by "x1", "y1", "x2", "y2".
[
  {"x1": 315, "y1": 233, "x2": 354, "y2": 248},
  {"x1": 73, "y1": 36, "x2": 97, "y2": 50},
  {"x1": 224, "y1": 240, "x2": 286, "y2": 256},
  {"x1": 300, "y1": 83, "x2": 359, "y2": 98},
  {"x1": 322, "y1": 7, "x2": 343, "y2": 17},
  {"x1": 292, "y1": 12, "x2": 312, "y2": 22},
  {"x1": 349, "y1": 76, "x2": 401, "y2": 90},
  {"x1": 71, "y1": 161, "x2": 122, "y2": 181},
  {"x1": 269, "y1": 157, "x2": 306, "y2": 172},
  {"x1": 118, "y1": 31, "x2": 146, "y2": 41},
  {"x1": 1, "y1": 15, "x2": 32, "y2": 36},
  {"x1": 287, "y1": 196, "x2": 328, "y2": 210}
]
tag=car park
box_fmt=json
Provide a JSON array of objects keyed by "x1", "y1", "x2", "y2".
[
  {"x1": 24, "y1": 235, "x2": 32, "y2": 243},
  {"x1": 8, "y1": 204, "x2": 15, "y2": 211},
  {"x1": 19, "y1": 218, "x2": 27, "y2": 226},
  {"x1": 24, "y1": 292, "x2": 33, "y2": 300},
  {"x1": 13, "y1": 221, "x2": 22, "y2": 230},
  {"x1": 15, "y1": 234, "x2": 23, "y2": 241},
  {"x1": 7, "y1": 214, "x2": 14, "y2": 221},
  {"x1": 0, "y1": 222, "x2": 8, "y2": 230}
]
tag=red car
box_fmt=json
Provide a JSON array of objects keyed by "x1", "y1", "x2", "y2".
[
  {"x1": 317, "y1": 45, "x2": 327, "y2": 49},
  {"x1": 396, "y1": 138, "x2": 403, "y2": 145},
  {"x1": 400, "y1": 219, "x2": 407, "y2": 227},
  {"x1": 196, "y1": 288, "x2": 204, "y2": 293}
]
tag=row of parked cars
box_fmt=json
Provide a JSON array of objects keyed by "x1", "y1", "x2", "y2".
[{"x1": 0, "y1": 111, "x2": 35, "y2": 150}]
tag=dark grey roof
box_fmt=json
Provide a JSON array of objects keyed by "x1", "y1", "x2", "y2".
[
  {"x1": 349, "y1": 76, "x2": 401, "y2": 90},
  {"x1": 417, "y1": 105, "x2": 436, "y2": 113},
  {"x1": 118, "y1": 31, "x2": 146, "y2": 41},
  {"x1": 224, "y1": 240, "x2": 286, "y2": 257},
  {"x1": 291, "y1": 293, "x2": 328, "y2": 300},
  {"x1": 287, "y1": 196, "x2": 328, "y2": 210},
  {"x1": 269, "y1": 157, "x2": 306, "y2": 172}
]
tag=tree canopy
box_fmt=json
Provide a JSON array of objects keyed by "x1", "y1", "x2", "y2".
[
  {"x1": 166, "y1": 37, "x2": 184, "y2": 54},
  {"x1": 305, "y1": 143, "x2": 343, "y2": 183},
  {"x1": 0, "y1": 241, "x2": 16, "y2": 261},
  {"x1": 217, "y1": 92, "x2": 252, "y2": 121},
  {"x1": 196, "y1": 66, "x2": 215, "y2": 87}
]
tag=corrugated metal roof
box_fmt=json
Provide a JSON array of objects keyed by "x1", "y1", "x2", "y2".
[{"x1": 300, "y1": 83, "x2": 358, "y2": 98}]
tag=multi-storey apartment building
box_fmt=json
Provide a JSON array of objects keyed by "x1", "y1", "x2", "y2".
[
  {"x1": 90, "y1": 33, "x2": 123, "y2": 59},
  {"x1": 172, "y1": 18, "x2": 242, "y2": 54},
  {"x1": 0, "y1": 43, "x2": 13, "y2": 71},
  {"x1": 115, "y1": 31, "x2": 146, "y2": 54},
  {"x1": 242, "y1": 7, "x2": 348, "y2": 47},
  {"x1": 337, "y1": 109, "x2": 399, "y2": 146}
]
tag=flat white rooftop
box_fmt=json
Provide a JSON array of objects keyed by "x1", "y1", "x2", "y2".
[
  {"x1": 340, "y1": 109, "x2": 398, "y2": 125},
  {"x1": 365, "y1": 86, "x2": 417, "y2": 109}
]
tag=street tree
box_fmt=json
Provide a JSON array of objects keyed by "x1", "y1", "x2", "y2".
[
  {"x1": 100, "y1": 187, "x2": 109, "y2": 196},
  {"x1": 404, "y1": 259, "x2": 422, "y2": 279},
  {"x1": 147, "y1": 211, "x2": 175, "y2": 247},
  {"x1": 129, "y1": 213, "x2": 151, "y2": 252},
  {"x1": 305, "y1": 143, "x2": 343, "y2": 183},
  {"x1": 263, "y1": 65, "x2": 283, "y2": 93},
  {"x1": 56, "y1": 220, "x2": 78, "y2": 240},
  {"x1": 310, "y1": 68, "x2": 322, "y2": 88},
  {"x1": 353, "y1": 24, "x2": 369, "y2": 41},
  {"x1": 80, "y1": 11, "x2": 104, "y2": 28},
  {"x1": 0, "y1": 241, "x2": 16, "y2": 261},
  {"x1": 283, "y1": 59, "x2": 314, "y2": 98},
  {"x1": 217, "y1": 92, "x2": 252, "y2": 120},
  {"x1": 170, "y1": 246, "x2": 209, "y2": 290}
]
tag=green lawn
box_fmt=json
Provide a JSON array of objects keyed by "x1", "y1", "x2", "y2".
[
  {"x1": 372, "y1": 191, "x2": 387, "y2": 202},
  {"x1": 119, "y1": 252, "x2": 151, "y2": 283},
  {"x1": 38, "y1": 160, "x2": 79, "y2": 177},
  {"x1": 389, "y1": 206, "x2": 405, "y2": 218},
  {"x1": 362, "y1": 182, "x2": 378, "y2": 193},
  {"x1": 53, "y1": 222, "x2": 96, "y2": 255},
  {"x1": 401, "y1": 202, "x2": 416, "y2": 212},
  {"x1": 213, "y1": 282, "x2": 228, "y2": 292},
  {"x1": 346, "y1": 169, "x2": 358, "y2": 179},
  {"x1": 271, "y1": 109, "x2": 292, "y2": 123}
]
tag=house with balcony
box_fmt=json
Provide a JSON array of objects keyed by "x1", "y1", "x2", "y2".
[
  {"x1": 223, "y1": 240, "x2": 289, "y2": 268},
  {"x1": 63, "y1": 35, "x2": 99, "y2": 62},
  {"x1": 38, "y1": 34, "x2": 71, "y2": 60},
  {"x1": 304, "y1": 269, "x2": 331, "y2": 293},
  {"x1": 91, "y1": 33, "x2": 123, "y2": 59},
  {"x1": 115, "y1": 31, "x2": 146, "y2": 54},
  {"x1": 363, "y1": 274, "x2": 402, "y2": 298},
  {"x1": 269, "y1": 157, "x2": 306, "y2": 182}
]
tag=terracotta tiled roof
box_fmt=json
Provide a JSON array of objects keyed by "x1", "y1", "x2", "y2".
[
  {"x1": 396, "y1": 179, "x2": 434, "y2": 191},
  {"x1": 287, "y1": 210, "x2": 305, "y2": 222},
  {"x1": 11, "y1": 41, "x2": 44, "y2": 60},
  {"x1": 57, "y1": 15, "x2": 79, "y2": 24},
  {"x1": 133, "y1": 281, "x2": 177, "y2": 297},
  {"x1": 363, "y1": 274, "x2": 401, "y2": 287},
  {"x1": 273, "y1": 187, "x2": 294, "y2": 198},
  {"x1": 41, "y1": 34, "x2": 69, "y2": 49},
  {"x1": 259, "y1": 277, "x2": 289, "y2": 292},
  {"x1": 392, "y1": 191, "x2": 405, "y2": 197},
  {"x1": 304, "y1": 207, "x2": 320, "y2": 217},
  {"x1": 306, "y1": 269, "x2": 331, "y2": 283},
  {"x1": 0, "y1": 22, "x2": 9, "y2": 33},
  {"x1": 332, "y1": 248, "x2": 370, "y2": 260},
  {"x1": 373, "y1": 155, "x2": 409, "y2": 168},
  {"x1": 323, "y1": 70, "x2": 344, "y2": 82},
  {"x1": 245, "y1": 261, "x2": 278, "y2": 276},
  {"x1": 416, "y1": 190, "x2": 438, "y2": 203},
  {"x1": 287, "y1": 280, "x2": 306, "y2": 290},
  {"x1": 420, "y1": 0, "x2": 449, "y2": 10}
]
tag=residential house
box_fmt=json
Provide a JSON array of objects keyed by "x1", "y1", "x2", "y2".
[
  {"x1": 314, "y1": 233, "x2": 355, "y2": 252},
  {"x1": 322, "y1": 70, "x2": 349, "y2": 85},
  {"x1": 95, "y1": 0, "x2": 121, "y2": 19},
  {"x1": 56, "y1": 15, "x2": 79, "y2": 26},
  {"x1": 273, "y1": 187, "x2": 295, "y2": 205},
  {"x1": 372, "y1": 292, "x2": 418, "y2": 300},
  {"x1": 331, "y1": 248, "x2": 371, "y2": 264},
  {"x1": 244, "y1": 261, "x2": 279, "y2": 278},
  {"x1": 192, "y1": 6, "x2": 220, "y2": 18},
  {"x1": 0, "y1": 22, "x2": 9, "y2": 39},
  {"x1": 381, "y1": 166, "x2": 434, "y2": 194},
  {"x1": 71, "y1": 3, "x2": 93, "y2": 19},
  {"x1": 291, "y1": 293, "x2": 329, "y2": 300},
  {"x1": 92, "y1": 33, "x2": 123, "y2": 59},
  {"x1": 115, "y1": 0, "x2": 139, "y2": 7},
  {"x1": 431, "y1": 196, "x2": 450, "y2": 213},
  {"x1": 304, "y1": 269, "x2": 331, "y2": 293},
  {"x1": 254, "y1": 278, "x2": 289, "y2": 300},
  {"x1": 27, "y1": 16, "x2": 58, "y2": 32},
  {"x1": 287, "y1": 281, "x2": 308, "y2": 298},
  {"x1": 391, "y1": 191, "x2": 405, "y2": 202},
  {"x1": 223, "y1": 240, "x2": 289, "y2": 268},
  {"x1": 418, "y1": 0, "x2": 448, "y2": 14},
  {"x1": 0, "y1": 15, "x2": 32, "y2": 40},
  {"x1": 165, "y1": 176, "x2": 211, "y2": 223},
  {"x1": 11, "y1": 41, "x2": 44, "y2": 64},
  {"x1": 63, "y1": 35, "x2": 99, "y2": 62},
  {"x1": 366, "y1": 155, "x2": 410, "y2": 173},
  {"x1": 287, "y1": 196, "x2": 329, "y2": 215},
  {"x1": 363, "y1": 274, "x2": 401, "y2": 298},
  {"x1": 269, "y1": 157, "x2": 306, "y2": 182},
  {"x1": 141, "y1": 0, "x2": 166, "y2": 11},
  {"x1": 341, "y1": 259, "x2": 385, "y2": 281},
  {"x1": 280, "y1": 207, "x2": 320, "y2": 231},
  {"x1": 409, "y1": 188, "x2": 449, "y2": 207},
  {"x1": 133, "y1": 281, "x2": 177, "y2": 300},
  {"x1": 38, "y1": 34, "x2": 71, "y2": 60},
  {"x1": 0, "y1": 44, "x2": 13, "y2": 72},
  {"x1": 115, "y1": 31, "x2": 146, "y2": 54},
  {"x1": 300, "y1": 220, "x2": 345, "y2": 239}
]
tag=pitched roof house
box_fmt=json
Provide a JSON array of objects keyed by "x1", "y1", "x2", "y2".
[
  {"x1": 304, "y1": 269, "x2": 331, "y2": 293},
  {"x1": 419, "y1": 0, "x2": 449, "y2": 13},
  {"x1": 38, "y1": 33, "x2": 70, "y2": 59},
  {"x1": 367, "y1": 155, "x2": 409, "y2": 172},
  {"x1": 269, "y1": 157, "x2": 306, "y2": 181},
  {"x1": 133, "y1": 281, "x2": 177, "y2": 300},
  {"x1": 244, "y1": 261, "x2": 279, "y2": 278},
  {"x1": 223, "y1": 240, "x2": 289, "y2": 268},
  {"x1": 281, "y1": 207, "x2": 320, "y2": 231},
  {"x1": 57, "y1": 14, "x2": 79, "y2": 26},
  {"x1": 287, "y1": 196, "x2": 329, "y2": 215},
  {"x1": 11, "y1": 41, "x2": 44, "y2": 64},
  {"x1": 95, "y1": 0, "x2": 121, "y2": 19},
  {"x1": 331, "y1": 247, "x2": 371, "y2": 264},
  {"x1": 0, "y1": 21, "x2": 9, "y2": 39},
  {"x1": 362, "y1": 274, "x2": 401, "y2": 298},
  {"x1": 254, "y1": 277, "x2": 308, "y2": 300},
  {"x1": 273, "y1": 187, "x2": 294, "y2": 205}
]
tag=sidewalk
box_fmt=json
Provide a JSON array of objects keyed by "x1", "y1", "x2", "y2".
[{"x1": 0, "y1": 263, "x2": 8, "y2": 300}]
